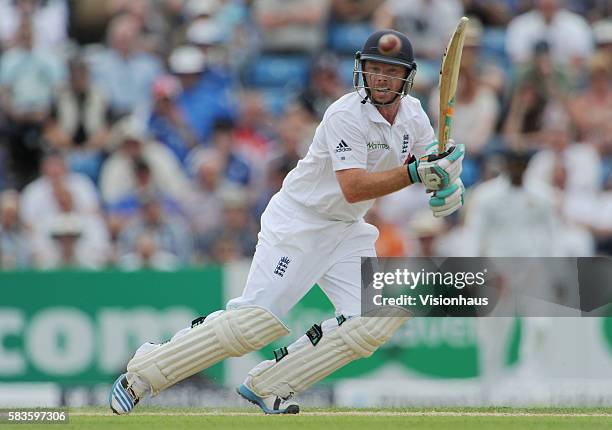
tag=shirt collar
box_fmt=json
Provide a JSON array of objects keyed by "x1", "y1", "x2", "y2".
[{"x1": 364, "y1": 97, "x2": 407, "y2": 126}]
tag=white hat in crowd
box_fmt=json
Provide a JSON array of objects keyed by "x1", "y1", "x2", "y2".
[
  {"x1": 50, "y1": 213, "x2": 84, "y2": 239},
  {"x1": 107, "y1": 116, "x2": 149, "y2": 150},
  {"x1": 593, "y1": 19, "x2": 612, "y2": 46},
  {"x1": 184, "y1": 0, "x2": 221, "y2": 19},
  {"x1": 169, "y1": 45, "x2": 206, "y2": 74},
  {"x1": 186, "y1": 19, "x2": 226, "y2": 46}
]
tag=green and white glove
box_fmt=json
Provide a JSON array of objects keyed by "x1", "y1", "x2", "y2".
[
  {"x1": 407, "y1": 140, "x2": 465, "y2": 191},
  {"x1": 429, "y1": 177, "x2": 464, "y2": 218}
]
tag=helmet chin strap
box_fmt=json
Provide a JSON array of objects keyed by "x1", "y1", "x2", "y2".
[
  {"x1": 359, "y1": 87, "x2": 403, "y2": 107},
  {"x1": 367, "y1": 91, "x2": 402, "y2": 107},
  {"x1": 357, "y1": 69, "x2": 408, "y2": 107}
]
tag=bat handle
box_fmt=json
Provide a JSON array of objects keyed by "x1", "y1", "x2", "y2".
[
  {"x1": 438, "y1": 139, "x2": 446, "y2": 154},
  {"x1": 438, "y1": 107, "x2": 453, "y2": 153}
]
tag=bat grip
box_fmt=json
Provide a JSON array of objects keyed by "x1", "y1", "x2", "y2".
[
  {"x1": 438, "y1": 110, "x2": 453, "y2": 153},
  {"x1": 438, "y1": 139, "x2": 446, "y2": 153}
]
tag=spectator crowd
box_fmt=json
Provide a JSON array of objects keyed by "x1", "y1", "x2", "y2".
[{"x1": 0, "y1": 0, "x2": 611, "y2": 270}]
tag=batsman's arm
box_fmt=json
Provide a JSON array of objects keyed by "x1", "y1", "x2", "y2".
[
  {"x1": 336, "y1": 141, "x2": 463, "y2": 203},
  {"x1": 335, "y1": 167, "x2": 414, "y2": 204}
]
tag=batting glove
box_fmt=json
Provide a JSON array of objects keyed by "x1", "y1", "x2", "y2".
[
  {"x1": 429, "y1": 177, "x2": 464, "y2": 217},
  {"x1": 407, "y1": 140, "x2": 464, "y2": 191}
]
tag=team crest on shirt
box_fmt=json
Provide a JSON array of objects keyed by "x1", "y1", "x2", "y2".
[
  {"x1": 274, "y1": 257, "x2": 291, "y2": 277},
  {"x1": 400, "y1": 133, "x2": 410, "y2": 163},
  {"x1": 401, "y1": 133, "x2": 410, "y2": 155}
]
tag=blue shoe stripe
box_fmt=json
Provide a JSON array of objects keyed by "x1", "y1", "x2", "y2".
[
  {"x1": 118, "y1": 382, "x2": 134, "y2": 407},
  {"x1": 115, "y1": 384, "x2": 133, "y2": 410},
  {"x1": 110, "y1": 374, "x2": 127, "y2": 413},
  {"x1": 114, "y1": 387, "x2": 130, "y2": 412},
  {"x1": 238, "y1": 384, "x2": 270, "y2": 413},
  {"x1": 110, "y1": 374, "x2": 131, "y2": 413},
  {"x1": 238, "y1": 384, "x2": 285, "y2": 414},
  {"x1": 113, "y1": 393, "x2": 128, "y2": 412},
  {"x1": 116, "y1": 394, "x2": 128, "y2": 412}
]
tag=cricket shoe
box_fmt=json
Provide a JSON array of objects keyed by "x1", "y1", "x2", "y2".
[
  {"x1": 109, "y1": 373, "x2": 142, "y2": 415},
  {"x1": 237, "y1": 380, "x2": 299, "y2": 414},
  {"x1": 110, "y1": 342, "x2": 160, "y2": 415}
]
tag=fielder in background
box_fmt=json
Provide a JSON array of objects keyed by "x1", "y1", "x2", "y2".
[{"x1": 109, "y1": 29, "x2": 465, "y2": 415}]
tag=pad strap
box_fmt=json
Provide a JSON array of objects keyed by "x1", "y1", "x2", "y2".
[
  {"x1": 127, "y1": 306, "x2": 289, "y2": 395},
  {"x1": 249, "y1": 307, "x2": 409, "y2": 398}
]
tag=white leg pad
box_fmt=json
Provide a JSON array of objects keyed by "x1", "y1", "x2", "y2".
[
  {"x1": 249, "y1": 307, "x2": 410, "y2": 398},
  {"x1": 127, "y1": 306, "x2": 289, "y2": 395}
]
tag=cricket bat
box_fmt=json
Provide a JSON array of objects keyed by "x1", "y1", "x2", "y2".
[{"x1": 438, "y1": 16, "x2": 469, "y2": 153}]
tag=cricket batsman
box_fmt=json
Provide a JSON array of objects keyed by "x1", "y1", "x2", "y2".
[{"x1": 110, "y1": 29, "x2": 465, "y2": 415}]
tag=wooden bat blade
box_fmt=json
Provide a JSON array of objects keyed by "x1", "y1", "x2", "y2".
[{"x1": 438, "y1": 16, "x2": 469, "y2": 153}]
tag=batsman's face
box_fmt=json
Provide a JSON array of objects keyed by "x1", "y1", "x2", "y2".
[{"x1": 363, "y1": 61, "x2": 407, "y2": 103}]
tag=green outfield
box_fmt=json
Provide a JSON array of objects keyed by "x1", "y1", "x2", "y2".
[{"x1": 4, "y1": 407, "x2": 612, "y2": 430}]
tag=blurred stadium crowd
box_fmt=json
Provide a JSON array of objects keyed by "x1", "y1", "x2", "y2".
[{"x1": 0, "y1": 0, "x2": 611, "y2": 270}]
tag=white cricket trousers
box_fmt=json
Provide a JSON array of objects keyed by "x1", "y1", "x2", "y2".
[
  {"x1": 129, "y1": 192, "x2": 379, "y2": 394},
  {"x1": 226, "y1": 191, "x2": 379, "y2": 318}
]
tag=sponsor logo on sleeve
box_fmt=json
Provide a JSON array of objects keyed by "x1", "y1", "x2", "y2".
[{"x1": 335, "y1": 140, "x2": 352, "y2": 153}]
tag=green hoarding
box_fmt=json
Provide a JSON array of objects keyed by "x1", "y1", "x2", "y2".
[
  {"x1": 0, "y1": 270, "x2": 224, "y2": 385},
  {"x1": 0, "y1": 268, "x2": 532, "y2": 386}
]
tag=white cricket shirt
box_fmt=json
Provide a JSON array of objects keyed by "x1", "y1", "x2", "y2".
[{"x1": 281, "y1": 91, "x2": 435, "y2": 221}]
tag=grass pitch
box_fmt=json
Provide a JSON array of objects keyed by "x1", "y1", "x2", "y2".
[{"x1": 6, "y1": 407, "x2": 612, "y2": 430}]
